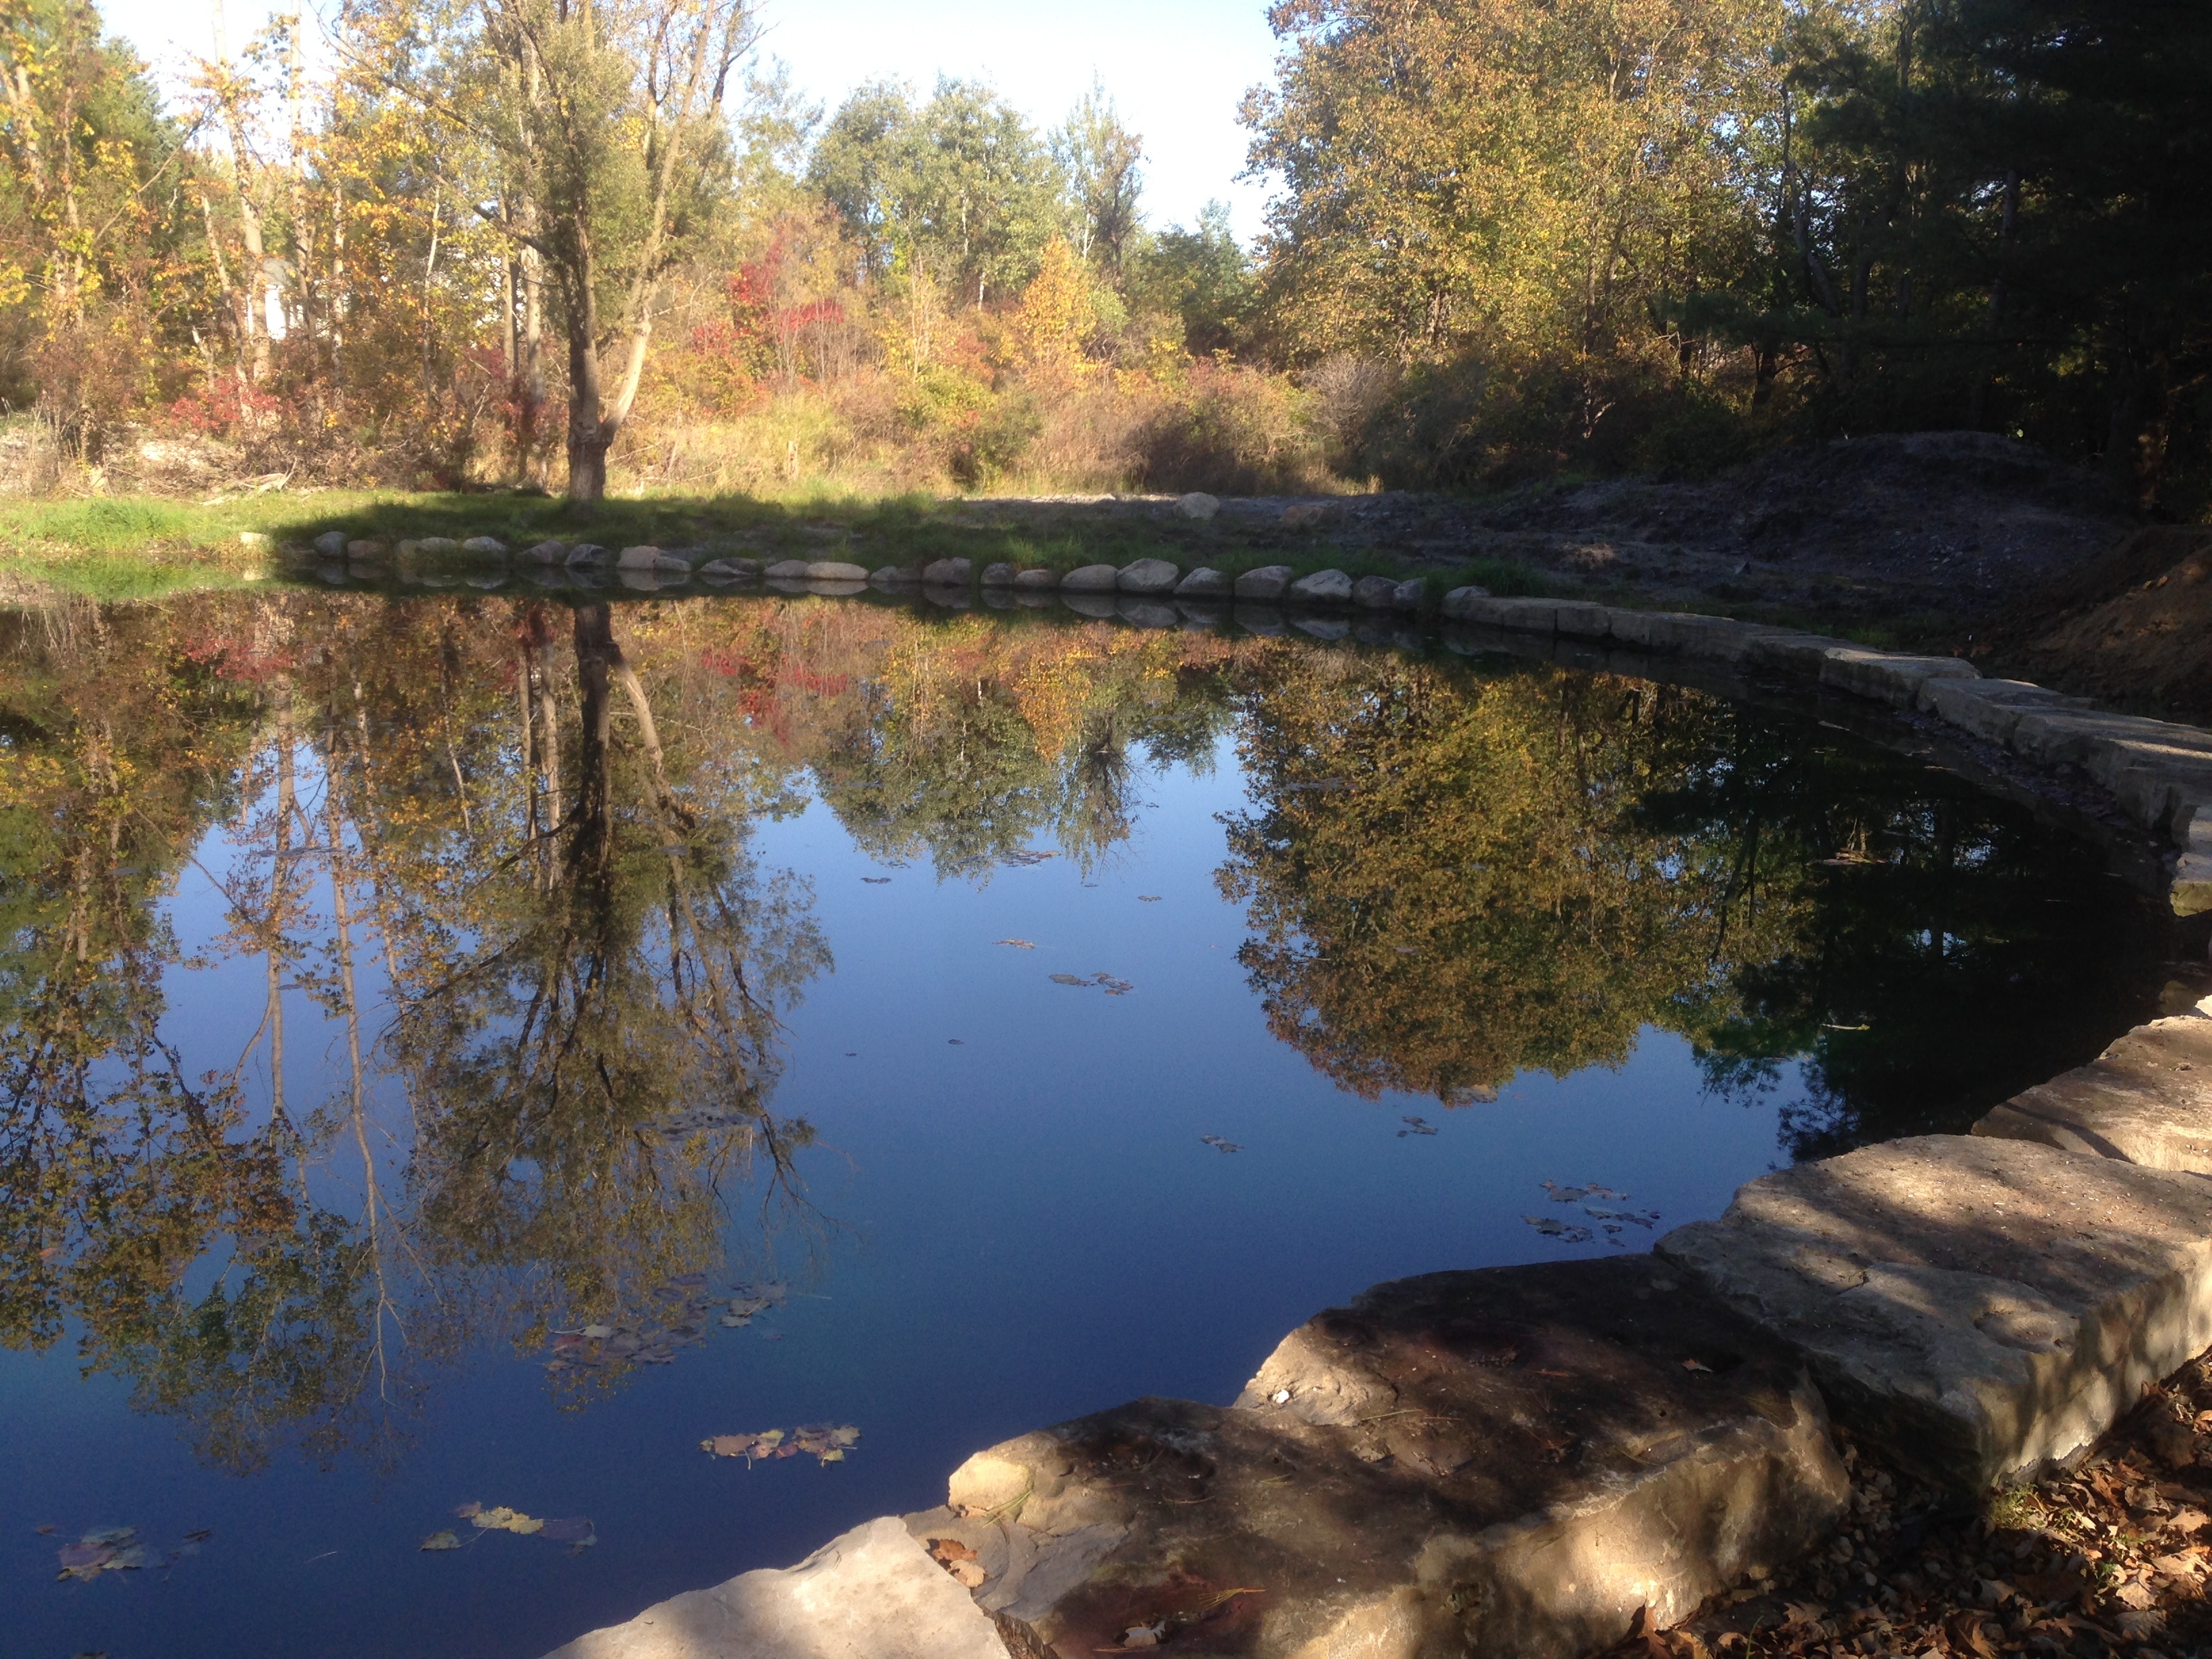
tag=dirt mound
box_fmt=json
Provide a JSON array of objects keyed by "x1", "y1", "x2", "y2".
[
  {"x1": 1998, "y1": 525, "x2": 2212, "y2": 720},
  {"x1": 1460, "y1": 430, "x2": 2131, "y2": 620}
]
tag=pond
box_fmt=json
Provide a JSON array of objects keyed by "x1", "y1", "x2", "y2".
[{"x1": 0, "y1": 588, "x2": 2179, "y2": 1659}]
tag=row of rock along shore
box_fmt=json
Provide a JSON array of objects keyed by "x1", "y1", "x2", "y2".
[{"x1": 284, "y1": 533, "x2": 1462, "y2": 612}]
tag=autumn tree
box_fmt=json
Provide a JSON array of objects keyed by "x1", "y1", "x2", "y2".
[{"x1": 349, "y1": 0, "x2": 758, "y2": 501}]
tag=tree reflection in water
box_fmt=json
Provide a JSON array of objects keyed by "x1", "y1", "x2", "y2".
[{"x1": 0, "y1": 591, "x2": 2173, "y2": 1473}]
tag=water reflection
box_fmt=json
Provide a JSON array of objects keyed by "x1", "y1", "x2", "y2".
[{"x1": 0, "y1": 589, "x2": 2172, "y2": 1481}]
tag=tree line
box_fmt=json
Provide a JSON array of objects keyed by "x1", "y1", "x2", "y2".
[{"x1": 1, "y1": 0, "x2": 2206, "y2": 509}]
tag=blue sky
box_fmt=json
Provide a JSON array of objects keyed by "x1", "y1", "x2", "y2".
[{"x1": 94, "y1": 0, "x2": 1283, "y2": 240}]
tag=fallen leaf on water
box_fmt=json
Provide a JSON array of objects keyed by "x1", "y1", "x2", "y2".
[
  {"x1": 35, "y1": 1523, "x2": 56, "y2": 1534},
  {"x1": 58, "y1": 1542, "x2": 115, "y2": 1578},
  {"x1": 453, "y1": 1502, "x2": 482, "y2": 1519},
  {"x1": 579, "y1": 1324, "x2": 614, "y2": 1339},
  {"x1": 1050, "y1": 973, "x2": 1089, "y2": 985},
  {"x1": 419, "y1": 1532, "x2": 462, "y2": 1552},
  {"x1": 994, "y1": 939, "x2": 1035, "y2": 949},
  {"x1": 1201, "y1": 1134, "x2": 1244, "y2": 1153},
  {"x1": 537, "y1": 1518, "x2": 596, "y2": 1547},
  {"x1": 470, "y1": 1507, "x2": 544, "y2": 1535},
  {"x1": 1399, "y1": 1115, "x2": 1438, "y2": 1137},
  {"x1": 704, "y1": 1425, "x2": 859, "y2": 1466},
  {"x1": 1523, "y1": 1215, "x2": 1596, "y2": 1244},
  {"x1": 1138, "y1": 895, "x2": 1162, "y2": 902},
  {"x1": 947, "y1": 1038, "x2": 964, "y2": 1045},
  {"x1": 861, "y1": 876, "x2": 891, "y2": 884}
]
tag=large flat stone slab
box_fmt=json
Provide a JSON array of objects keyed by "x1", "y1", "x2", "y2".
[
  {"x1": 540, "y1": 1515, "x2": 1006, "y2": 1659},
  {"x1": 1656, "y1": 1134, "x2": 2212, "y2": 1492},
  {"x1": 1973, "y1": 1009, "x2": 2212, "y2": 1171},
  {"x1": 922, "y1": 1258, "x2": 1845, "y2": 1659}
]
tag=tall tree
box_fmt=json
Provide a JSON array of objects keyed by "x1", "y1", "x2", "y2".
[
  {"x1": 354, "y1": 0, "x2": 758, "y2": 501},
  {"x1": 1051, "y1": 80, "x2": 1143, "y2": 276}
]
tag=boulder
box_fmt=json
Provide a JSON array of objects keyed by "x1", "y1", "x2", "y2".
[
  {"x1": 697, "y1": 558, "x2": 759, "y2": 581},
  {"x1": 1061, "y1": 592, "x2": 1119, "y2": 619},
  {"x1": 806, "y1": 560, "x2": 869, "y2": 581},
  {"x1": 1175, "y1": 567, "x2": 1233, "y2": 599},
  {"x1": 923, "y1": 557, "x2": 972, "y2": 586},
  {"x1": 1012, "y1": 568, "x2": 1061, "y2": 590},
  {"x1": 523, "y1": 540, "x2": 568, "y2": 563},
  {"x1": 1176, "y1": 491, "x2": 1220, "y2": 520},
  {"x1": 1658, "y1": 1134, "x2": 2212, "y2": 1492},
  {"x1": 1176, "y1": 600, "x2": 1230, "y2": 629},
  {"x1": 237, "y1": 531, "x2": 270, "y2": 551},
  {"x1": 462, "y1": 535, "x2": 508, "y2": 556},
  {"x1": 1234, "y1": 565, "x2": 1296, "y2": 602},
  {"x1": 312, "y1": 530, "x2": 350, "y2": 556},
  {"x1": 567, "y1": 544, "x2": 611, "y2": 566},
  {"x1": 981, "y1": 562, "x2": 1016, "y2": 588},
  {"x1": 1351, "y1": 575, "x2": 1399, "y2": 609},
  {"x1": 1116, "y1": 558, "x2": 1181, "y2": 594},
  {"x1": 870, "y1": 565, "x2": 922, "y2": 586},
  {"x1": 619, "y1": 570, "x2": 663, "y2": 592},
  {"x1": 1391, "y1": 579, "x2": 1427, "y2": 612},
  {"x1": 1439, "y1": 586, "x2": 1494, "y2": 619},
  {"x1": 617, "y1": 545, "x2": 665, "y2": 570},
  {"x1": 1973, "y1": 1010, "x2": 2212, "y2": 1174},
  {"x1": 933, "y1": 1259, "x2": 1844, "y2": 1659},
  {"x1": 1288, "y1": 569, "x2": 1355, "y2": 605},
  {"x1": 1060, "y1": 563, "x2": 1122, "y2": 593},
  {"x1": 764, "y1": 559, "x2": 813, "y2": 580},
  {"x1": 541, "y1": 1515, "x2": 1003, "y2": 1659},
  {"x1": 346, "y1": 539, "x2": 390, "y2": 560},
  {"x1": 417, "y1": 536, "x2": 462, "y2": 555}
]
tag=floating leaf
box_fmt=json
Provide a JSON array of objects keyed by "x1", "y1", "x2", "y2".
[
  {"x1": 537, "y1": 1518, "x2": 596, "y2": 1546},
  {"x1": 861, "y1": 876, "x2": 891, "y2": 884},
  {"x1": 470, "y1": 1506, "x2": 544, "y2": 1535},
  {"x1": 579, "y1": 1324, "x2": 615, "y2": 1340},
  {"x1": 1049, "y1": 973, "x2": 1088, "y2": 985},
  {"x1": 1200, "y1": 1134, "x2": 1244, "y2": 1153},
  {"x1": 419, "y1": 1532, "x2": 462, "y2": 1552},
  {"x1": 58, "y1": 1542, "x2": 115, "y2": 1578},
  {"x1": 453, "y1": 1502, "x2": 482, "y2": 1519},
  {"x1": 1138, "y1": 895, "x2": 1162, "y2": 902},
  {"x1": 994, "y1": 939, "x2": 1035, "y2": 949}
]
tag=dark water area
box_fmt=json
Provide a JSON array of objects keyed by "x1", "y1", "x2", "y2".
[{"x1": 0, "y1": 589, "x2": 2177, "y2": 1659}]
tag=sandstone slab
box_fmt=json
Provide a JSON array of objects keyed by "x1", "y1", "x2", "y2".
[
  {"x1": 1604, "y1": 611, "x2": 1781, "y2": 662},
  {"x1": 1972, "y1": 1010, "x2": 2212, "y2": 1172},
  {"x1": 1060, "y1": 563, "x2": 1121, "y2": 593},
  {"x1": 540, "y1": 1515, "x2": 1005, "y2": 1659},
  {"x1": 1817, "y1": 649, "x2": 1979, "y2": 705},
  {"x1": 1658, "y1": 1134, "x2": 2212, "y2": 1492},
  {"x1": 933, "y1": 1259, "x2": 1844, "y2": 1659},
  {"x1": 1116, "y1": 558, "x2": 1180, "y2": 594},
  {"x1": 1915, "y1": 678, "x2": 2091, "y2": 745}
]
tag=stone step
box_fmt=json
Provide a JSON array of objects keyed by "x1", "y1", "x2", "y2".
[
  {"x1": 1656, "y1": 1134, "x2": 2212, "y2": 1494},
  {"x1": 539, "y1": 1515, "x2": 1004, "y2": 1659},
  {"x1": 922, "y1": 1258, "x2": 1845, "y2": 1659},
  {"x1": 1972, "y1": 1009, "x2": 2212, "y2": 1171}
]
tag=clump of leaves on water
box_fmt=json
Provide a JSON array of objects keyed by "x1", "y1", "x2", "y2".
[{"x1": 702, "y1": 1425, "x2": 861, "y2": 1466}]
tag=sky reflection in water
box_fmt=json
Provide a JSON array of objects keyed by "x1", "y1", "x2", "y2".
[{"x1": 0, "y1": 590, "x2": 2174, "y2": 1659}]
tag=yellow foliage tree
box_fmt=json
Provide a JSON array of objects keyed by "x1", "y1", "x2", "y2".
[{"x1": 1013, "y1": 236, "x2": 1096, "y2": 378}]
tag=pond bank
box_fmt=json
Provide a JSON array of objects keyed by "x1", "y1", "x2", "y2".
[{"x1": 525, "y1": 581, "x2": 2212, "y2": 1656}]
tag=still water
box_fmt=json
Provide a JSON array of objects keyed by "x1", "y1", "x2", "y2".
[{"x1": 0, "y1": 589, "x2": 2175, "y2": 1658}]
